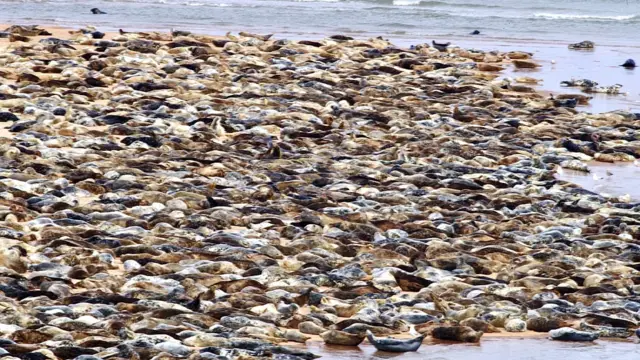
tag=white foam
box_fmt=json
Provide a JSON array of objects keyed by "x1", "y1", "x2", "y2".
[
  {"x1": 533, "y1": 13, "x2": 636, "y2": 21},
  {"x1": 393, "y1": 0, "x2": 422, "y2": 5}
]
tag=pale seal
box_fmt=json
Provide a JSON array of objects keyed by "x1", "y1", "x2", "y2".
[{"x1": 365, "y1": 330, "x2": 424, "y2": 352}]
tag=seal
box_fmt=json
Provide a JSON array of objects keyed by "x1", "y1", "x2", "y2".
[
  {"x1": 432, "y1": 40, "x2": 450, "y2": 52},
  {"x1": 549, "y1": 327, "x2": 599, "y2": 342},
  {"x1": 320, "y1": 330, "x2": 365, "y2": 346},
  {"x1": 431, "y1": 326, "x2": 483, "y2": 342},
  {"x1": 621, "y1": 59, "x2": 636, "y2": 68},
  {"x1": 90, "y1": 8, "x2": 107, "y2": 14},
  {"x1": 568, "y1": 40, "x2": 594, "y2": 50},
  {"x1": 365, "y1": 330, "x2": 424, "y2": 352},
  {"x1": 579, "y1": 322, "x2": 631, "y2": 338},
  {"x1": 526, "y1": 317, "x2": 565, "y2": 332},
  {"x1": 470, "y1": 30, "x2": 480, "y2": 35}
]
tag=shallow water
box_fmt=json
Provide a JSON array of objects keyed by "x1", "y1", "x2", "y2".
[
  {"x1": 2, "y1": 0, "x2": 640, "y2": 46},
  {"x1": 303, "y1": 338, "x2": 640, "y2": 360},
  {"x1": 556, "y1": 161, "x2": 640, "y2": 200},
  {"x1": 388, "y1": 39, "x2": 640, "y2": 113}
]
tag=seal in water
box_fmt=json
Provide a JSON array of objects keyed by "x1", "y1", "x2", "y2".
[
  {"x1": 365, "y1": 330, "x2": 424, "y2": 352},
  {"x1": 91, "y1": 8, "x2": 107, "y2": 14},
  {"x1": 621, "y1": 59, "x2": 636, "y2": 68},
  {"x1": 432, "y1": 40, "x2": 451, "y2": 52},
  {"x1": 470, "y1": 30, "x2": 480, "y2": 35}
]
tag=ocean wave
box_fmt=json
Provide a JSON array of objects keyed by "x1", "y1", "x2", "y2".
[
  {"x1": 393, "y1": 0, "x2": 502, "y2": 8},
  {"x1": 196, "y1": 2, "x2": 231, "y2": 5},
  {"x1": 393, "y1": 0, "x2": 420, "y2": 5},
  {"x1": 378, "y1": 22, "x2": 419, "y2": 27},
  {"x1": 533, "y1": 13, "x2": 637, "y2": 21}
]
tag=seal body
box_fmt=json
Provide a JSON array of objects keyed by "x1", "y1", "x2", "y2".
[
  {"x1": 91, "y1": 8, "x2": 107, "y2": 14},
  {"x1": 366, "y1": 330, "x2": 424, "y2": 352},
  {"x1": 320, "y1": 330, "x2": 364, "y2": 346},
  {"x1": 431, "y1": 326, "x2": 483, "y2": 342},
  {"x1": 549, "y1": 327, "x2": 598, "y2": 342},
  {"x1": 432, "y1": 40, "x2": 450, "y2": 52},
  {"x1": 568, "y1": 40, "x2": 594, "y2": 50}
]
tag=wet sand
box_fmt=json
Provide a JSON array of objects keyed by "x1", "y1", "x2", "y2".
[
  {"x1": 556, "y1": 162, "x2": 640, "y2": 200},
  {"x1": 303, "y1": 338, "x2": 640, "y2": 360}
]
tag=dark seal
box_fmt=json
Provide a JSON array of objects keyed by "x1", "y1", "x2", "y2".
[
  {"x1": 432, "y1": 40, "x2": 451, "y2": 52},
  {"x1": 621, "y1": 59, "x2": 636, "y2": 68},
  {"x1": 91, "y1": 8, "x2": 107, "y2": 14}
]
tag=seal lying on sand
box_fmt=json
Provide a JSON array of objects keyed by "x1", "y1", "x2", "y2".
[
  {"x1": 91, "y1": 8, "x2": 107, "y2": 14},
  {"x1": 549, "y1": 328, "x2": 599, "y2": 342},
  {"x1": 432, "y1": 40, "x2": 450, "y2": 52},
  {"x1": 365, "y1": 330, "x2": 424, "y2": 352},
  {"x1": 431, "y1": 326, "x2": 483, "y2": 342}
]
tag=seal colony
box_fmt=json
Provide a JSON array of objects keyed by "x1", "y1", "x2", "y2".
[{"x1": 0, "y1": 23, "x2": 638, "y2": 359}]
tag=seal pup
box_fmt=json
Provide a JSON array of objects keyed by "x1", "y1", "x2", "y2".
[
  {"x1": 365, "y1": 330, "x2": 424, "y2": 352},
  {"x1": 621, "y1": 59, "x2": 636, "y2": 68},
  {"x1": 470, "y1": 30, "x2": 480, "y2": 35},
  {"x1": 432, "y1": 40, "x2": 450, "y2": 52},
  {"x1": 91, "y1": 8, "x2": 107, "y2": 14}
]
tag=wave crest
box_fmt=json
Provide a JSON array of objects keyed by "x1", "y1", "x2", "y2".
[{"x1": 533, "y1": 13, "x2": 637, "y2": 21}]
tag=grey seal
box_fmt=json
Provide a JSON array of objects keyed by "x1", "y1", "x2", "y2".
[
  {"x1": 365, "y1": 330, "x2": 424, "y2": 352},
  {"x1": 549, "y1": 327, "x2": 599, "y2": 342}
]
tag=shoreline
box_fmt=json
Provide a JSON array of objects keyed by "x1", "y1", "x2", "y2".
[{"x1": 0, "y1": 22, "x2": 639, "y2": 360}]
